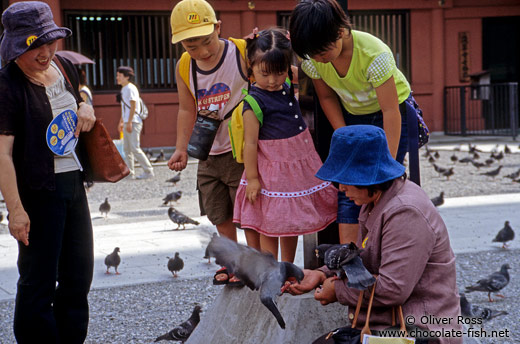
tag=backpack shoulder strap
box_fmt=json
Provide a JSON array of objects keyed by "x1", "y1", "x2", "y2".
[
  {"x1": 228, "y1": 37, "x2": 246, "y2": 60},
  {"x1": 178, "y1": 51, "x2": 196, "y2": 100},
  {"x1": 242, "y1": 89, "x2": 263, "y2": 126}
]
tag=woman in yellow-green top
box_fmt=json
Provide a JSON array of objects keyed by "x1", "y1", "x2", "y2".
[{"x1": 290, "y1": 0, "x2": 418, "y2": 245}]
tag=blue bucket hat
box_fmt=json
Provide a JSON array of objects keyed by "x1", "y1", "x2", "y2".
[
  {"x1": 316, "y1": 125, "x2": 405, "y2": 186},
  {"x1": 0, "y1": 1, "x2": 72, "y2": 62}
]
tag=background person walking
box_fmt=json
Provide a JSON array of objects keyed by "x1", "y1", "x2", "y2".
[{"x1": 116, "y1": 66, "x2": 154, "y2": 180}]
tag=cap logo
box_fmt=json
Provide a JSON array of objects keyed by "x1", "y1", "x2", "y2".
[
  {"x1": 26, "y1": 35, "x2": 38, "y2": 47},
  {"x1": 187, "y1": 13, "x2": 200, "y2": 24}
]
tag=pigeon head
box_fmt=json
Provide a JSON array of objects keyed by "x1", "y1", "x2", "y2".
[
  {"x1": 175, "y1": 252, "x2": 180, "y2": 257},
  {"x1": 114, "y1": 247, "x2": 120, "y2": 253},
  {"x1": 315, "y1": 244, "x2": 334, "y2": 259},
  {"x1": 501, "y1": 263, "x2": 511, "y2": 271}
]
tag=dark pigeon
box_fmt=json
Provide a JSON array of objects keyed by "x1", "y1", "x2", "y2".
[
  {"x1": 315, "y1": 242, "x2": 375, "y2": 290},
  {"x1": 465, "y1": 264, "x2": 511, "y2": 302},
  {"x1": 433, "y1": 151, "x2": 440, "y2": 159},
  {"x1": 480, "y1": 165, "x2": 502, "y2": 179},
  {"x1": 167, "y1": 252, "x2": 184, "y2": 277},
  {"x1": 504, "y1": 168, "x2": 520, "y2": 181},
  {"x1": 473, "y1": 152, "x2": 480, "y2": 160},
  {"x1": 154, "y1": 305, "x2": 202, "y2": 342},
  {"x1": 433, "y1": 163, "x2": 448, "y2": 176},
  {"x1": 460, "y1": 293, "x2": 507, "y2": 321},
  {"x1": 154, "y1": 149, "x2": 165, "y2": 163},
  {"x1": 504, "y1": 144, "x2": 511, "y2": 154},
  {"x1": 207, "y1": 236, "x2": 304, "y2": 329},
  {"x1": 166, "y1": 172, "x2": 181, "y2": 185},
  {"x1": 492, "y1": 221, "x2": 515, "y2": 248},
  {"x1": 442, "y1": 168, "x2": 454, "y2": 181},
  {"x1": 450, "y1": 154, "x2": 458, "y2": 163},
  {"x1": 105, "y1": 247, "x2": 121, "y2": 274},
  {"x1": 168, "y1": 207, "x2": 199, "y2": 230},
  {"x1": 485, "y1": 158, "x2": 494, "y2": 166},
  {"x1": 163, "y1": 191, "x2": 183, "y2": 205},
  {"x1": 99, "y1": 197, "x2": 111, "y2": 220},
  {"x1": 84, "y1": 181, "x2": 94, "y2": 193},
  {"x1": 430, "y1": 192, "x2": 444, "y2": 207},
  {"x1": 458, "y1": 157, "x2": 473, "y2": 164},
  {"x1": 471, "y1": 160, "x2": 486, "y2": 170}
]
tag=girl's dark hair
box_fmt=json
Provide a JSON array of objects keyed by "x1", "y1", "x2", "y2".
[
  {"x1": 289, "y1": 0, "x2": 352, "y2": 59},
  {"x1": 77, "y1": 67, "x2": 87, "y2": 86},
  {"x1": 117, "y1": 66, "x2": 135, "y2": 81},
  {"x1": 353, "y1": 173, "x2": 407, "y2": 197},
  {"x1": 246, "y1": 28, "x2": 295, "y2": 98}
]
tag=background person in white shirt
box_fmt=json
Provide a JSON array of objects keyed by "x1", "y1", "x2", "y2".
[{"x1": 116, "y1": 66, "x2": 154, "y2": 179}]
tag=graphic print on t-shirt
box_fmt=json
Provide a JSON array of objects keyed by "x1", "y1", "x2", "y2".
[{"x1": 197, "y1": 82, "x2": 231, "y2": 112}]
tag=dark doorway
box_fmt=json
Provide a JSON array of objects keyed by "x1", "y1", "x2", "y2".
[
  {"x1": 482, "y1": 16, "x2": 520, "y2": 131},
  {"x1": 483, "y1": 16, "x2": 520, "y2": 83}
]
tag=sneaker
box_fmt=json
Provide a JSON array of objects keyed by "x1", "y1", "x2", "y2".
[{"x1": 136, "y1": 171, "x2": 154, "y2": 180}]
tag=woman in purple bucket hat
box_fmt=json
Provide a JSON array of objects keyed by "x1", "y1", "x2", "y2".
[
  {"x1": 0, "y1": 2, "x2": 96, "y2": 343},
  {"x1": 287, "y1": 125, "x2": 462, "y2": 344}
]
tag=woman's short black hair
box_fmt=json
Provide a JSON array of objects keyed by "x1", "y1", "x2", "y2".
[
  {"x1": 354, "y1": 173, "x2": 407, "y2": 197},
  {"x1": 289, "y1": 0, "x2": 352, "y2": 59}
]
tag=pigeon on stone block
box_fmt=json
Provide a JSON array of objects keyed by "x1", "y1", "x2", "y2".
[
  {"x1": 154, "y1": 305, "x2": 202, "y2": 342},
  {"x1": 206, "y1": 236, "x2": 304, "y2": 329}
]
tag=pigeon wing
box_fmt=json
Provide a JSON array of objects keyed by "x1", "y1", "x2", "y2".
[{"x1": 341, "y1": 256, "x2": 376, "y2": 290}]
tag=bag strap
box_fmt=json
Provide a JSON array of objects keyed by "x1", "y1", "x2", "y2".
[
  {"x1": 53, "y1": 57, "x2": 81, "y2": 105},
  {"x1": 120, "y1": 94, "x2": 144, "y2": 116}
]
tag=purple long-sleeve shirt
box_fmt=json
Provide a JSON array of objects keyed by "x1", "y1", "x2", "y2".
[{"x1": 320, "y1": 178, "x2": 462, "y2": 344}]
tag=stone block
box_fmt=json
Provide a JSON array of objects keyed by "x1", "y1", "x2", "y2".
[{"x1": 186, "y1": 286, "x2": 349, "y2": 344}]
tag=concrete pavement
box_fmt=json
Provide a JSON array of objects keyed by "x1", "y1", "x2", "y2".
[{"x1": 1, "y1": 191, "x2": 519, "y2": 301}]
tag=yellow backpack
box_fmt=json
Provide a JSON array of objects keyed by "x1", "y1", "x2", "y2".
[
  {"x1": 178, "y1": 37, "x2": 247, "y2": 103},
  {"x1": 228, "y1": 89, "x2": 263, "y2": 163}
]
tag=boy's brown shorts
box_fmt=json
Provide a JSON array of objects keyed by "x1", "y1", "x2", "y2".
[{"x1": 197, "y1": 151, "x2": 244, "y2": 225}]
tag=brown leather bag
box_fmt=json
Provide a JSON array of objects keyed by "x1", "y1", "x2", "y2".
[
  {"x1": 82, "y1": 119, "x2": 129, "y2": 182},
  {"x1": 54, "y1": 57, "x2": 129, "y2": 182}
]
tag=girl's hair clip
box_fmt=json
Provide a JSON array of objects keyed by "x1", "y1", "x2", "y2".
[{"x1": 245, "y1": 27, "x2": 259, "y2": 40}]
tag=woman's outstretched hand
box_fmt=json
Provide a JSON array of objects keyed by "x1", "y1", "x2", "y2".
[{"x1": 285, "y1": 269, "x2": 327, "y2": 295}]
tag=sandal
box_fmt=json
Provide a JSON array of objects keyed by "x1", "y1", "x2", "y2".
[
  {"x1": 227, "y1": 274, "x2": 245, "y2": 287},
  {"x1": 213, "y1": 267, "x2": 229, "y2": 285}
]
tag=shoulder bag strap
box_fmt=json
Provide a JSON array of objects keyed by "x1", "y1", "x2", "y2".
[{"x1": 53, "y1": 57, "x2": 81, "y2": 105}]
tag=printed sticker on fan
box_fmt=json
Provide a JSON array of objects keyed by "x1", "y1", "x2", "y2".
[{"x1": 46, "y1": 109, "x2": 83, "y2": 171}]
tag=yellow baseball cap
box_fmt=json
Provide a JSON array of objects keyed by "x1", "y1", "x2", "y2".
[{"x1": 170, "y1": 0, "x2": 218, "y2": 44}]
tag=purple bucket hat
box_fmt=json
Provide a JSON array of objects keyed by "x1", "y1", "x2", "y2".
[{"x1": 0, "y1": 1, "x2": 71, "y2": 62}]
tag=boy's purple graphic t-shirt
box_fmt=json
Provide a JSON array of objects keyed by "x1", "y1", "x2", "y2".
[{"x1": 243, "y1": 83, "x2": 307, "y2": 140}]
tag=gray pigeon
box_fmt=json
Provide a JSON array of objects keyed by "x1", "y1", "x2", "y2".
[
  {"x1": 460, "y1": 293, "x2": 507, "y2": 321},
  {"x1": 154, "y1": 305, "x2": 202, "y2": 342},
  {"x1": 167, "y1": 207, "x2": 199, "y2": 230},
  {"x1": 167, "y1": 252, "x2": 184, "y2": 277},
  {"x1": 105, "y1": 247, "x2": 121, "y2": 274},
  {"x1": 207, "y1": 236, "x2": 304, "y2": 329},
  {"x1": 163, "y1": 191, "x2": 182, "y2": 205},
  {"x1": 203, "y1": 233, "x2": 219, "y2": 263},
  {"x1": 492, "y1": 221, "x2": 515, "y2": 248},
  {"x1": 99, "y1": 197, "x2": 111, "y2": 220},
  {"x1": 430, "y1": 192, "x2": 444, "y2": 207},
  {"x1": 315, "y1": 243, "x2": 375, "y2": 290},
  {"x1": 465, "y1": 264, "x2": 511, "y2": 302},
  {"x1": 166, "y1": 172, "x2": 181, "y2": 185}
]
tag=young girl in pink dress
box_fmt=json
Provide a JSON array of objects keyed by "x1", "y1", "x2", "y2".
[{"x1": 233, "y1": 28, "x2": 337, "y2": 263}]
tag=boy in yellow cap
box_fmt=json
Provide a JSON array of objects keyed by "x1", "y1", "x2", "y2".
[{"x1": 168, "y1": 0, "x2": 258, "y2": 285}]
